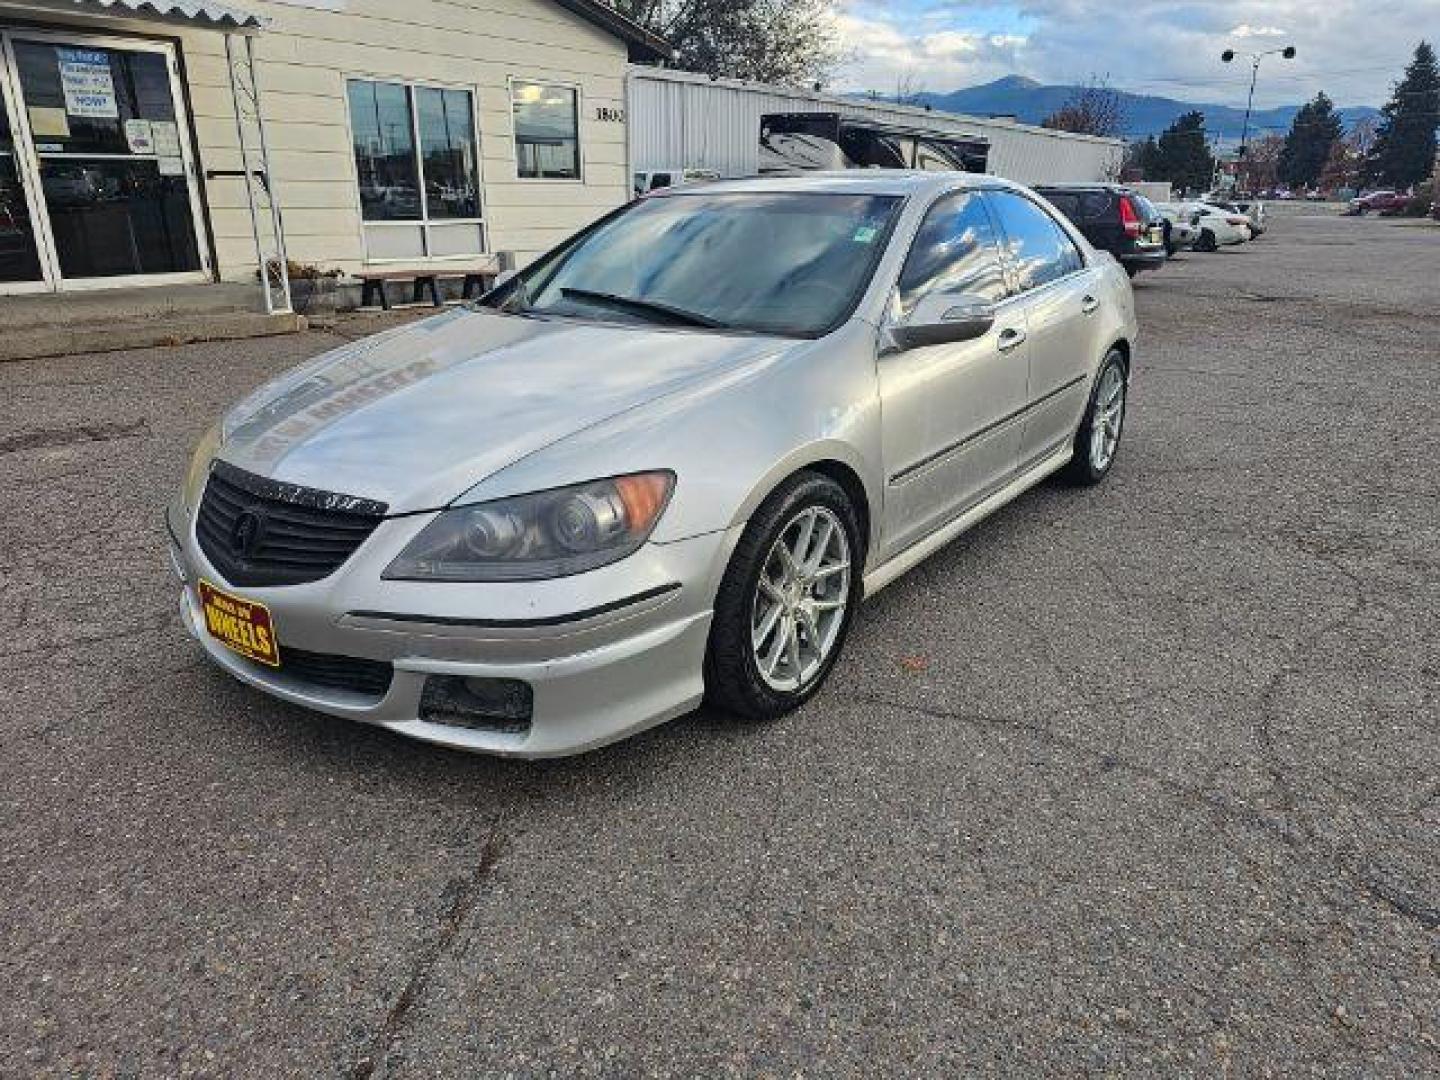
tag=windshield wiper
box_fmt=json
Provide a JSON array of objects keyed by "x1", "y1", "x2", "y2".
[{"x1": 559, "y1": 287, "x2": 727, "y2": 329}]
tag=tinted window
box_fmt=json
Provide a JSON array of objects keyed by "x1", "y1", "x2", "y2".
[
  {"x1": 506, "y1": 192, "x2": 902, "y2": 337},
  {"x1": 1041, "y1": 191, "x2": 1082, "y2": 220},
  {"x1": 1078, "y1": 192, "x2": 1114, "y2": 219},
  {"x1": 896, "y1": 191, "x2": 1007, "y2": 314},
  {"x1": 987, "y1": 191, "x2": 1084, "y2": 292}
]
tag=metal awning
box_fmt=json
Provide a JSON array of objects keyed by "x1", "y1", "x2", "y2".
[{"x1": 0, "y1": 0, "x2": 265, "y2": 32}]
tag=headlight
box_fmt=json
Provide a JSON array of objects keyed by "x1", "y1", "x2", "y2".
[
  {"x1": 384, "y1": 471, "x2": 675, "y2": 582},
  {"x1": 183, "y1": 421, "x2": 222, "y2": 510}
]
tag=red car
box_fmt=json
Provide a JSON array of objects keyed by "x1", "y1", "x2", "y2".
[{"x1": 1347, "y1": 190, "x2": 1410, "y2": 216}]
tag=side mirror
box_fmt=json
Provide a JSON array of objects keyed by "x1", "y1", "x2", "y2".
[{"x1": 889, "y1": 292, "x2": 996, "y2": 351}]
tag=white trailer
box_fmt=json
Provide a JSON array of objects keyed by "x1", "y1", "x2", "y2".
[{"x1": 626, "y1": 67, "x2": 1124, "y2": 186}]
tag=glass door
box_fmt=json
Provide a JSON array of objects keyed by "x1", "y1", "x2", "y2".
[
  {"x1": 0, "y1": 53, "x2": 48, "y2": 292},
  {"x1": 2, "y1": 31, "x2": 208, "y2": 288}
]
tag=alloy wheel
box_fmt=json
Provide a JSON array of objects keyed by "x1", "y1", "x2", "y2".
[
  {"x1": 751, "y1": 505, "x2": 851, "y2": 692},
  {"x1": 1089, "y1": 364, "x2": 1126, "y2": 472}
]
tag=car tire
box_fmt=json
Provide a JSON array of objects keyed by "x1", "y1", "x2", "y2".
[
  {"x1": 1061, "y1": 349, "x2": 1128, "y2": 487},
  {"x1": 1196, "y1": 229, "x2": 1218, "y2": 252},
  {"x1": 704, "y1": 471, "x2": 864, "y2": 722}
]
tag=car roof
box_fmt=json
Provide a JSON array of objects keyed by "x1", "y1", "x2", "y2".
[{"x1": 649, "y1": 171, "x2": 1017, "y2": 199}]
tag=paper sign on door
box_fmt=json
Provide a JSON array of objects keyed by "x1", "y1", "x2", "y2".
[
  {"x1": 58, "y1": 48, "x2": 118, "y2": 119},
  {"x1": 124, "y1": 119, "x2": 155, "y2": 154}
]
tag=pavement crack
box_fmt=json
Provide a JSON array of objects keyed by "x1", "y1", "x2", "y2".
[
  {"x1": 0, "y1": 419, "x2": 148, "y2": 456},
  {"x1": 350, "y1": 833, "x2": 507, "y2": 1079},
  {"x1": 1356, "y1": 866, "x2": 1440, "y2": 931}
]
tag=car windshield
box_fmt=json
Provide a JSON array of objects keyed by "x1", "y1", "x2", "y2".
[{"x1": 492, "y1": 191, "x2": 904, "y2": 337}]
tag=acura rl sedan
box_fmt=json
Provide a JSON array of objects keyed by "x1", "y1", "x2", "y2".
[{"x1": 167, "y1": 173, "x2": 1137, "y2": 757}]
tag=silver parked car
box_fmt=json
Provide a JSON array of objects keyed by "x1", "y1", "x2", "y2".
[{"x1": 168, "y1": 173, "x2": 1138, "y2": 757}]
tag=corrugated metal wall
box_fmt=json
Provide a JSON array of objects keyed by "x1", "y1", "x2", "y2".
[{"x1": 627, "y1": 68, "x2": 1124, "y2": 185}]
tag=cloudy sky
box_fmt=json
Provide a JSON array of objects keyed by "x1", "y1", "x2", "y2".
[{"x1": 830, "y1": 1, "x2": 1433, "y2": 107}]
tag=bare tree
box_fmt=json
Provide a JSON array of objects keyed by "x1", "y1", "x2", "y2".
[
  {"x1": 1240, "y1": 133, "x2": 1285, "y2": 192},
  {"x1": 615, "y1": 0, "x2": 846, "y2": 87},
  {"x1": 1041, "y1": 77, "x2": 1128, "y2": 138}
]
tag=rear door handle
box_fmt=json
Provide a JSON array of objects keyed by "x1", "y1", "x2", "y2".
[
  {"x1": 1081, "y1": 295, "x2": 1100, "y2": 315},
  {"x1": 997, "y1": 327, "x2": 1027, "y2": 352}
]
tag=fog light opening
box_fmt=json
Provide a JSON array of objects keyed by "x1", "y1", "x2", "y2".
[{"x1": 419, "y1": 675, "x2": 533, "y2": 734}]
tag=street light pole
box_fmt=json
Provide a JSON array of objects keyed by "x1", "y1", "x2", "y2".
[{"x1": 1222, "y1": 44, "x2": 1296, "y2": 191}]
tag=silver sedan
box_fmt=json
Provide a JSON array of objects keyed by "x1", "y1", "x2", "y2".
[{"x1": 168, "y1": 173, "x2": 1138, "y2": 757}]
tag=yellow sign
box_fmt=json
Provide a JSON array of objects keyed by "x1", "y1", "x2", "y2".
[{"x1": 199, "y1": 579, "x2": 280, "y2": 667}]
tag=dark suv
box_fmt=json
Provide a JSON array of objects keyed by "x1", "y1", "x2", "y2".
[{"x1": 1032, "y1": 184, "x2": 1167, "y2": 277}]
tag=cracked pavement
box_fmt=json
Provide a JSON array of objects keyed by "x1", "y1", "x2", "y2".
[{"x1": 1, "y1": 204, "x2": 1436, "y2": 1075}]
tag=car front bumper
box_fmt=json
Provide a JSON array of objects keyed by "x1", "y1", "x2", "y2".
[{"x1": 167, "y1": 496, "x2": 737, "y2": 757}]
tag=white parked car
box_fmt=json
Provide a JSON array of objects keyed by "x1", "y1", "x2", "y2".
[
  {"x1": 1178, "y1": 202, "x2": 1251, "y2": 251},
  {"x1": 1152, "y1": 203, "x2": 1200, "y2": 254}
]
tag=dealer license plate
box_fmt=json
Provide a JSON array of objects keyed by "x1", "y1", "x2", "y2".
[{"x1": 198, "y1": 579, "x2": 280, "y2": 667}]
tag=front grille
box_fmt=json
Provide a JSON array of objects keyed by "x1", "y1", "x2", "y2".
[
  {"x1": 196, "y1": 460, "x2": 386, "y2": 587},
  {"x1": 270, "y1": 647, "x2": 394, "y2": 698}
]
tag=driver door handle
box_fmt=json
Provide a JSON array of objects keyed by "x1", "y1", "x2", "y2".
[
  {"x1": 1081, "y1": 295, "x2": 1100, "y2": 315},
  {"x1": 997, "y1": 327, "x2": 1027, "y2": 352}
]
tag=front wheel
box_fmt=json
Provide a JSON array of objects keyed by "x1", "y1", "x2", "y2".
[
  {"x1": 1062, "y1": 350, "x2": 1127, "y2": 486},
  {"x1": 1196, "y1": 229, "x2": 1218, "y2": 252},
  {"x1": 705, "y1": 473, "x2": 864, "y2": 721}
]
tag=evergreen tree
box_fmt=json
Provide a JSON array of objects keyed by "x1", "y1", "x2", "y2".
[
  {"x1": 1364, "y1": 41, "x2": 1440, "y2": 187},
  {"x1": 1155, "y1": 111, "x2": 1216, "y2": 193},
  {"x1": 1277, "y1": 92, "x2": 1344, "y2": 188},
  {"x1": 1123, "y1": 135, "x2": 1162, "y2": 178}
]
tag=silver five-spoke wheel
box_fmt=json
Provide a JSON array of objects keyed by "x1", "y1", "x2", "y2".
[
  {"x1": 751, "y1": 505, "x2": 851, "y2": 692},
  {"x1": 1089, "y1": 364, "x2": 1125, "y2": 472}
]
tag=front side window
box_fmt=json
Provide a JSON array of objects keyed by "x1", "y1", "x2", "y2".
[
  {"x1": 346, "y1": 79, "x2": 481, "y2": 259},
  {"x1": 512, "y1": 81, "x2": 579, "y2": 179},
  {"x1": 896, "y1": 191, "x2": 1007, "y2": 314},
  {"x1": 986, "y1": 190, "x2": 1085, "y2": 293},
  {"x1": 492, "y1": 192, "x2": 903, "y2": 337}
]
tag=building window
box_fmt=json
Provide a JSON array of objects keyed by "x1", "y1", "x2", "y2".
[
  {"x1": 511, "y1": 80, "x2": 580, "y2": 180},
  {"x1": 346, "y1": 79, "x2": 482, "y2": 260}
]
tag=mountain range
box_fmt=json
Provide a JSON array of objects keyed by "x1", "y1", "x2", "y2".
[{"x1": 896, "y1": 76, "x2": 1380, "y2": 142}]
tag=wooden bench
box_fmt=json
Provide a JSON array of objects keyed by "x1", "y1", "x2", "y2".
[{"x1": 355, "y1": 255, "x2": 510, "y2": 311}]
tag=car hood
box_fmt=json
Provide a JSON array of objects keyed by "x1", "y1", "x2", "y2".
[{"x1": 217, "y1": 307, "x2": 791, "y2": 513}]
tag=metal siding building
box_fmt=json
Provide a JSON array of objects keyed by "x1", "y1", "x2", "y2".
[{"x1": 627, "y1": 67, "x2": 1124, "y2": 185}]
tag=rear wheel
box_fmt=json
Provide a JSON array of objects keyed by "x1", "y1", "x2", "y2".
[
  {"x1": 1062, "y1": 350, "x2": 1127, "y2": 486},
  {"x1": 705, "y1": 473, "x2": 863, "y2": 721}
]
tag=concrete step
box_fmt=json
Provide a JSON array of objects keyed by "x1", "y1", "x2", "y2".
[
  {"x1": 1, "y1": 310, "x2": 307, "y2": 362},
  {"x1": 4, "y1": 283, "x2": 268, "y2": 326}
]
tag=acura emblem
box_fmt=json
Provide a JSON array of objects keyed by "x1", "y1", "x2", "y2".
[{"x1": 231, "y1": 510, "x2": 266, "y2": 557}]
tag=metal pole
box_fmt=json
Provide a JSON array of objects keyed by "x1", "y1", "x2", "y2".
[
  {"x1": 226, "y1": 33, "x2": 271, "y2": 315},
  {"x1": 246, "y1": 34, "x2": 292, "y2": 314},
  {"x1": 1237, "y1": 58, "x2": 1259, "y2": 180}
]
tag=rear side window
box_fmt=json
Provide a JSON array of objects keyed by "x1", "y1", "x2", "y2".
[
  {"x1": 1078, "y1": 192, "x2": 1114, "y2": 219},
  {"x1": 896, "y1": 191, "x2": 1008, "y2": 314},
  {"x1": 985, "y1": 190, "x2": 1085, "y2": 293},
  {"x1": 1041, "y1": 191, "x2": 1082, "y2": 220}
]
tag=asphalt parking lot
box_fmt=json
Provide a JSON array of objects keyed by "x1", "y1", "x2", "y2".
[{"x1": 2, "y1": 203, "x2": 1436, "y2": 1076}]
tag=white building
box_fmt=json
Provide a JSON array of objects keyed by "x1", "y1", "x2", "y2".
[
  {"x1": 627, "y1": 67, "x2": 1124, "y2": 188},
  {"x1": 0, "y1": 0, "x2": 665, "y2": 304}
]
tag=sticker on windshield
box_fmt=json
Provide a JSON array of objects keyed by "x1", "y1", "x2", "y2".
[{"x1": 852, "y1": 225, "x2": 880, "y2": 243}]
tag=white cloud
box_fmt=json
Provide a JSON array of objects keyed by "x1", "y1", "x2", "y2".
[{"x1": 829, "y1": 1, "x2": 1428, "y2": 109}]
